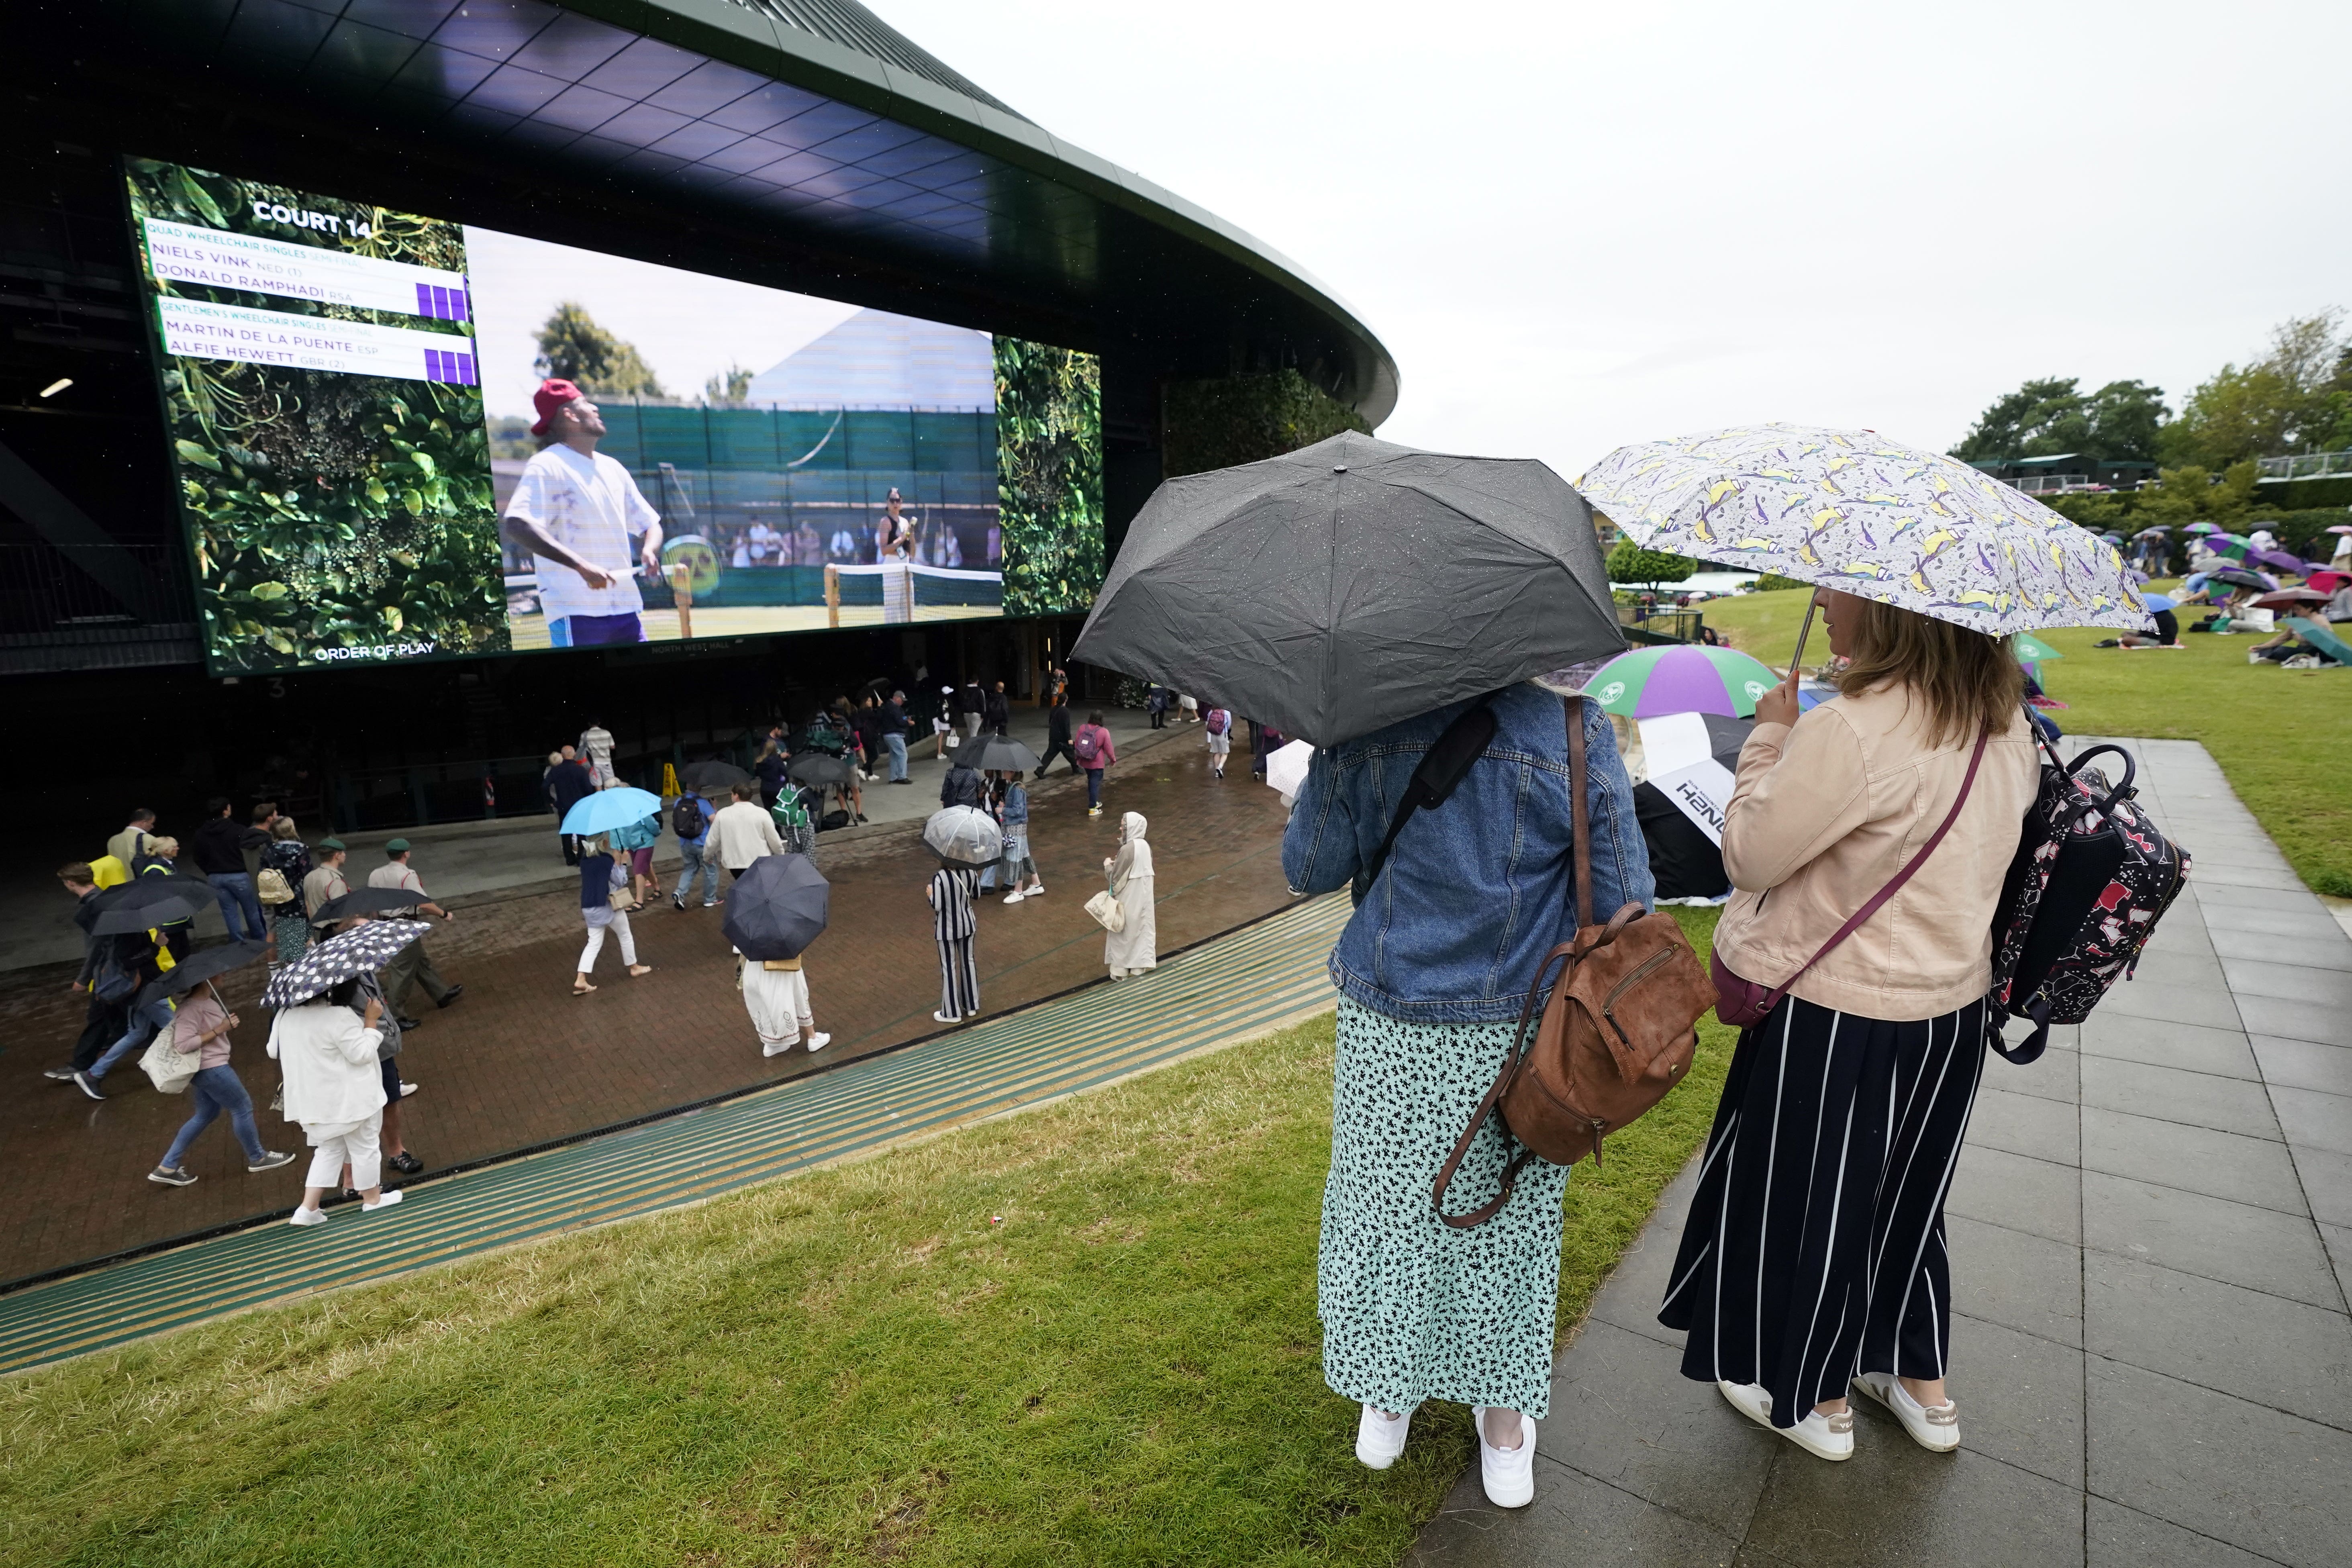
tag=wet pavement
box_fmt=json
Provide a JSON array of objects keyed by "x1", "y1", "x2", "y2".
[{"x1": 0, "y1": 727, "x2": 1294, "y2": 1288}]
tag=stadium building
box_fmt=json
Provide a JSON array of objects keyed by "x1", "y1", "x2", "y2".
[{"x1": 1, "y1": 0, "x2": 1395, "y2": 833}]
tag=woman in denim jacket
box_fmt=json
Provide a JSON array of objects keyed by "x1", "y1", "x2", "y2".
[{"x1": 1283, "y1": 681, "x2": 1652, "y2": 1508}]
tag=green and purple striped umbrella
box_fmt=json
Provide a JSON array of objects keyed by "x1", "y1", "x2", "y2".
[{"x1": 1581, "y1": 645, "x2": 1782, "y2": 719}]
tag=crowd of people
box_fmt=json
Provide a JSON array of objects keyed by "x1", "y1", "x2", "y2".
[
  {"x1": 51, "y1": 800, "x2": 462, "y2": 1204},
  {"x1": 41, "y1": 673, "x2": 1280, "y2": 1227}
]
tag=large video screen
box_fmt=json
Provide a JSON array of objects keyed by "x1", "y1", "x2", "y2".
[{"x1": 125, "y1": 158, "x2": 1105, "y2": 674}]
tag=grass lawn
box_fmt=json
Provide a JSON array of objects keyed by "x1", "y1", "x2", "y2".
[
  {"x1": 0, "y1": 910, "x2": 1736, "y2": 1568},
  {"x1": 1701, "y1": 589, "x2": 2352, "y2": 895}
]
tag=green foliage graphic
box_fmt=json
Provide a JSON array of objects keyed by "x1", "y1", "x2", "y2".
[
  {"x1": 994, "y1": 337, "x2": 1104, "y2": 617},
  {"x1": 1161, "y1": 368, "x2": 1370, "y2": 480},
  {"x1": 126, "y1": 159, "x2": 507, "y2": 674}
]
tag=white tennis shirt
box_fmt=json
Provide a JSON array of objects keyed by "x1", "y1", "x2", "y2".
[{"x1": 505, "y1": 445, "x2": 657, "y2": 623}]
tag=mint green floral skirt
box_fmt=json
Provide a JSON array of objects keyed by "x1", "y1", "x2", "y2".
[{"x1": 1318, "y1": 998, "x2": 1572, "y2": 1418}]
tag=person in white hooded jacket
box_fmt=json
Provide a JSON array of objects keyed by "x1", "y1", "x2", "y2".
[{"x1": 269, "y1": 977, "x2": 401, "y2": 1226}]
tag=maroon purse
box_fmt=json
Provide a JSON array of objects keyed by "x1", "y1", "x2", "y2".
[{"x1": 1711, "y1": 727, "x2": 1990, "y2": 1029}]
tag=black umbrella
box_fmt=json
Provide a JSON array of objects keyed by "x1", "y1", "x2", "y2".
[
  {"x1": 134, "y1": 939, "x2": 267, "y2": 1009},
  {"x1": 91, "y1": 895, "x2": 207, "y2": 935},
  {"x1": 309, "y1": 885, "x2": 427, "y2": 923},
  {"x1": 88, "y1": 874, "x2": 211, "y2": 913},
  {"x1": 680, "y1": 759, "x2": 753, "y2": 794},
  {"x1": 2209, "y1": 567, "x2": 2272, "y2": 592},
  {"x1": 788, "y1": 753, "x2": 855, "y2": 787},
  {"x1": 721, "y1": 853, "x2": 830, "y2": 960},
  {"x1": 951, "y1": 733, "x2": 1042, "y2": 773},
  {"x1": 1071, "y1": 429, "x2": 1622, "y2": 747}
]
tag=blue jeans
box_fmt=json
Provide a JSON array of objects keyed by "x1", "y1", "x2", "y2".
[
  {"x1": 162, "y1": 1065, "x2": 265, "y2": 1167},
  {"x1": 90, "y1": 996, "x2": 177, "y2": 1080},
  {"x1": 885, "y1": 733, "x2": 908, "y2": 781},
  {"x1": 209, "y1": 872, "x2": 267, "y2": 942},
  {"x1": 1086, "y1": 768, "x2": 1104, "y2": 808},
  {"x1": 676, "y1": 841, "x2": 719, "y2": 904}
]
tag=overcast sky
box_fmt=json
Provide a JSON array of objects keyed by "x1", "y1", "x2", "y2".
[{"x1": 871, "y1": 0, "x2": 2350, "y2": 478}]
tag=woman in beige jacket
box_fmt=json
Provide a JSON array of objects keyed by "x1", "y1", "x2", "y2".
[{"x1": 1659, "y1": 588, "x2": 2040, "y2": 1463}]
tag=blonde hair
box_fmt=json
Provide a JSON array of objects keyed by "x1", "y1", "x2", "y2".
[
  {"x1": 1834, "y1": 596, "x2": 2024, "y2": 747},
  {"x1": 149, "y1": 836, "x2": 180, "y2": 858}
]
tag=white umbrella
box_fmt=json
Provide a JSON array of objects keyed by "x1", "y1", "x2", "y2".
[
  {"x1": 923, "y1": 806, "x2": 1002, "y2": 867},
  {"x1": 1264, "y1": 738, "x2": 1315, "y2": 799},
  {"x1": 1578, "y1": 423, "x2": 2145, "y2": 634}
]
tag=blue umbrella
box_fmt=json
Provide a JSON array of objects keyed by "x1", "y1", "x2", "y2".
[
  {"x1": 561, "y1": 786, "x2": 664, "y2": 838},
  {"x1": 2140, "y1": 593, "x2": 2176, "y2": 612}
]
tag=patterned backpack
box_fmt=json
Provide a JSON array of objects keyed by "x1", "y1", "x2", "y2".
[{"x1": 1987, "y1": 726, "x2": 2191, "y2": 1063}]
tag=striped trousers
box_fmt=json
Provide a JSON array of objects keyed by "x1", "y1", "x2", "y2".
[
  {"x1": 1659, "y1": 994, "x2": 1989, "y2": 1429},
  {"x1": 937, "y1": 935, "x2": 980, "y2": 1020}
]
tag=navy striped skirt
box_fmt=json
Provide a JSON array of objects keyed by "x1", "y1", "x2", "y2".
[{"x1": 1658, "y1": 994, "x2": 1989, "y2": 1429}]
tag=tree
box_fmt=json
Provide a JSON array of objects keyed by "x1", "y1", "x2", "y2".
[
  {"x1": 702, "y1": 363, "x2": 754, "y2": 407},
  {"x1": 532, "y1": 302, "x2": 665, "y2": 399},
  {"x1": 1607, "y1": 540, "x2": 1695, "y2": 586},
  {"x1": 2160, "y1": 311, "x2": 2348, "y2": 466},
  {"x1": 2131, "y1": 461, "x2": 2262, "y2": 528},
  {"x1": 1950, "y1": 377, "x2": 2167, "y2": 463}
]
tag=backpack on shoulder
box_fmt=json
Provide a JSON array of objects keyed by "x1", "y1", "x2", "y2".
[
  {"x1": 1072, "y1": 728, "x2": 1101, "y2": 765},
  {"x1": 1987, "y1": 726, "x2": 2191, "y2": 1064},
  {"x1": 671, "y1": 794, "x2": 706, "y2": 840},
  {"x1": 1205, "y1": 709, "x2": 1229, "y2": 735}
]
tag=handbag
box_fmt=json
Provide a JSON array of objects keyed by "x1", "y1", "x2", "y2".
[
  {"x1": 1710, "y1": 725, "x2": 1990, "y2": 1029},
  {"x1": 1084, "y1": 875, "x2": 1126, "y2": 933},
  {"x1": 255, "y1": 866, "x2": 295, "y2": 905},
  {"x1": 140, "y1": 1031, "x2": 201, "y2": 1094},
  {"x1": 1431, "y1": 696, "x2": 1718, "y2": 1227}
]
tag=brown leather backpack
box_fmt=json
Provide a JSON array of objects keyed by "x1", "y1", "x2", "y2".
[{"x1": 1432, "y1": 695, "x2": 1717, "y2": 1228}]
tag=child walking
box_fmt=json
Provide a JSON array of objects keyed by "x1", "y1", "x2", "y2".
[{"x1": 1204, "y1": 706, "x2": 1232, "y2": 780}]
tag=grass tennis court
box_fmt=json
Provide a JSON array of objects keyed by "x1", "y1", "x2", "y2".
[
  {"x1": 504, "y1": 600, "x2": 1005, "y2": 649},
  {"x1": 1701, "y1": 587, "x2": 2352, "y2": 895}
]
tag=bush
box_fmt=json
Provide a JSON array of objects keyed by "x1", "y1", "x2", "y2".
[
  {"x1": 1607, "y1": 541, "x2": 1695, "y2": 586},
  {"x1": 1749, "y1": 573, "x2": 1811, "y2": 593}
]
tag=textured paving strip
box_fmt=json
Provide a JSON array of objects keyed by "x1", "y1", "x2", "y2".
[{"x1": 0, "y1": 892, "x2": 1348, "y2": 1374}]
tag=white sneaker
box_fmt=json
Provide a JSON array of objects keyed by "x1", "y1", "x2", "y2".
[
  {"x1": 806, "y1": 1032, "x2": 831, "y2": 1053},
  {"x1": 1718, "y1": 1380, "x2": 1853, "y2": 1461},
  {"x1": 361, "y1": 1189, "x2": 403, "y2": 1213},
  {"x1": 932, "y1": 1011, "x2": 962, "y2": 1024},
  {"x1": 1472, "y1": 1406, "x2": 1537, "y2": 1507},
  {"x1": 1853, "y1": 1372, "x2": 1959, "y2": 1452},
  {"x1": 1354, "y1": 1403, "x2": 1414, "y2": 1470},
  {"x1": 1003, "y1": 890, "x2": 1027, "y2": 904},
  {"x1": 400, "y1": 1081, "x2": 419, "y2": 1098},
  {"x1": 1027, "y1": 884, "x2": 1044, "y2": 898},
  {"x1": 287, "y1": 1206, "x2": 329, "y2": 1227},
  {"x1": 762, "y1": 1039, "x2": 793, "y2": 1058}
]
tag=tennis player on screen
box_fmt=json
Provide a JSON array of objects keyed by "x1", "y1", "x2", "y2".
[
  {"x1": 502, "y1": 378, "x2": 664, "y2": 647},
  {"x1": 876, "y1": 485, "x2": 917, "y2": 624}
]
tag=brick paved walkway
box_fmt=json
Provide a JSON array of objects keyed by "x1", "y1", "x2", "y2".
[
  {"x1": 1413, "y1": 739, "x2": 2352, "y2": 1568},
  {"x1": 1, "y1": 733, "x2": 1291, "y2": 1287}
]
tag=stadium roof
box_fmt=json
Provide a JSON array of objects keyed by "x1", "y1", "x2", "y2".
[{"x1": 26, "y1": 0, "x2": 1396, "y2": 423}]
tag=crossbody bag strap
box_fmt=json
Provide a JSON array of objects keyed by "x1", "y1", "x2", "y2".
[{"x1": 1756, "y1": 723, "x2": 1992, "y2": 1014}]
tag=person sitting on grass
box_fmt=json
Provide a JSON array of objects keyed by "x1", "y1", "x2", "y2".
[{"x1": 2099, "y1": 606, "x2": 2182, "y2": 649}]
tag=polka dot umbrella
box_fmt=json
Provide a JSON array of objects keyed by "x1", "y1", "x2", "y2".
[{"x1": 260, "y1": 919, "x2": 423, "y2": 1009}]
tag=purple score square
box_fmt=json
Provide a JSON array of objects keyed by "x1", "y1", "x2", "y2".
[{"x1": 416, "y1": 282, "x2": 434, "y2": 318}]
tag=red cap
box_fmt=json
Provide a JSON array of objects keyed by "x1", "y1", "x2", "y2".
[{"x1": 530, "y1": 378, "x2": 582, "y2": 436}]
